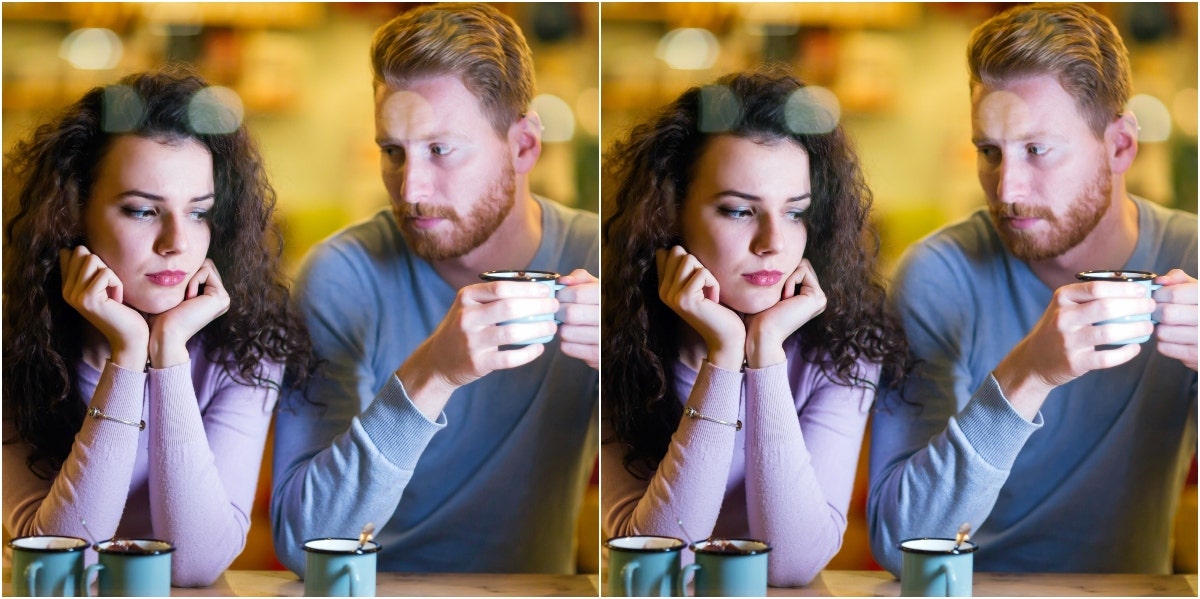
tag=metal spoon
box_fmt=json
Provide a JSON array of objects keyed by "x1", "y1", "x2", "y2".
[
  {"x1": 675, "y1": 517, "x2": 697, "y2": 550},
  {"x1": 80, "y1": 518, "x2": 99, "y2": 550},
  {"x1": 356, "y1": 522, "x2": 375, "y2": 554},
  {"x1": 952, "y1": 522, "x2": 971, "y2": 553}
]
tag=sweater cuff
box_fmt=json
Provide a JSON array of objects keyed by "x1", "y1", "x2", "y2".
[
  {"x1": 94, "y1": 360, "x2": 148, "y2": 421},
  {"x1": 953, "y1": 374, "x2": 1042, "y2": 470},
  {"x1": 358, "y1": 374, "x2": 447, "y2": 470}
]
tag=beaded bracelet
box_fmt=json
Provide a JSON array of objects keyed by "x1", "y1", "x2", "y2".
[
  {"x1": 684, "y1": 406, "x2": 742, "y2": 431},
  {"x1": 87, "y1": 407, "x2": 146, "y2": 431}
]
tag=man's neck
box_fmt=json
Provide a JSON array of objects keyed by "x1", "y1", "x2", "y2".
[
  {"x1": 1027, "y1": 190, "x2": 1140, "y2": 290},
  {"x1": 430, "y1": 188, "x2": 543, "y2": 290}
]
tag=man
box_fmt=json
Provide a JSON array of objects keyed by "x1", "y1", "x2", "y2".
[
  {"x1": 270, "y1": 4, "x2": 599, "y2": 574},
  {"x1": 868, "y1": 3, "x2": 1197, "y2": 574}
]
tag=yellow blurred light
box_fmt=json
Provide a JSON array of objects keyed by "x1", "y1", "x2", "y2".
[
  {"x1": 1129, "y1": 94, "x2": 1171, "y2": 143},
  {"x1": 575, "y1": 88, "x2": 600, "y2": 137},
  {"x1": 656, "y1": 28, "x2": 719, "y2": 71},
  {"x1": 1171, "y1": 88, "x2": 1198, "y2": 137},
  {"x1": 531, "y1": 94, "x2": 575, "y2": 143},
  {"x1": 60, "y1": 28, "x2": 122, "y2": 70}
]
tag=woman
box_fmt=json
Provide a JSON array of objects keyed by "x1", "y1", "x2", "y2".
[
  {"x1": 2, "y1": 64, "x2": 314, "y2": 586},
  {"x1": 601, "y1": 68, "x2": 910, "y2": 586}
]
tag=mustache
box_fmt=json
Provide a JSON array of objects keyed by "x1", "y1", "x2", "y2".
[
  {"x1": 992, "y1": 203, "x2": 1055, "y2": 220},
  {"x1": 395, "y1": 202, "x2": 458, "y2": 221}
]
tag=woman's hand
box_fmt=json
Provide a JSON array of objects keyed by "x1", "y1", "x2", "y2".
[
  {"x1": 745, "y1": 259, "x2": 826, "y2": 368},
  {"x1": 148, "y1": 259, "x2": 230, "y2": 368},
  {"x1": 656, "y1": 246, "x2": 745, "y2": 369},
  {"x1": 59, "y1": 246, "x2": 149, "y2": 369}
]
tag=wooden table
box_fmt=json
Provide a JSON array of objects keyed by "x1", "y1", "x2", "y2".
[
  {"x1": 5, "y1": 568, "x2": 1196, "y2": 596},
  {"x1": 766, "y1": 570, "x2": 1199, "y2": 597}
]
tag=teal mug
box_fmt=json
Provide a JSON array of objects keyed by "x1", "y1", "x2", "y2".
[
  {"x1": 479, "y1": 270, "x2": 565, "y2": 345},
  {"x1": 678, "y1": 539, "x2": 771, "y2": 597},
  {"x1": 84, "y1": 539, "x2": 174, "y2": 597},
  {"x1": 605, "y1": 535, "x2": 686, "y2": 597},
  {"x1": 8, "y1": 536, "x2": 90, "y2": 596},
  {"x1": 1076, "y1": 270, "x2": 1162, "y2": 345},
  {"x1": 899, "y1": 538, "x2": 977, "y2": 597},
  {"x1": 302, "y1": 538, "x2": 380, "y2": 597}
]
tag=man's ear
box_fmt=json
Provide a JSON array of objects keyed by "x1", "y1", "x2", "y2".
[
  {"x1": 1106, "y1": 110, "x2": 1138, "y2": 175},
  {"x1": 508, "y1": 110, "x2": 542, "y2": 175}
]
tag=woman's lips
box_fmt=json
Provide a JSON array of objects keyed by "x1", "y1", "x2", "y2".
[
  {"x1": 146, "y1": 271, "x2": 187, "y2": 286},
  {"x1": 742, "y1": 271, "x2": 783, "y2": 286}
]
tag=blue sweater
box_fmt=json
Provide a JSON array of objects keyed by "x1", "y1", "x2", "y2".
[
  {"x1": 868, "y1": 197, "x2": 1197, "y2": 574},
  {"x1": 270, "y1": 197, "x2": 599, "y2": 574}
]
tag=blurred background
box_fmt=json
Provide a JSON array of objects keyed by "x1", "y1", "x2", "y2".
[
  {"x1": 3, "y1": 2, "x2": 600, "y2": 271},
  {"x1": 600, "y1": 2, "x2": 1197, "y2": 573},
  {"x1": 2, "y1": 1, "x2": 600, "y2": 573}
]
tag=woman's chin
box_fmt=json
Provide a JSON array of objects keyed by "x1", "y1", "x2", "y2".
[
  {"x1": 125, "y1": 296, "x2": 182, "y2": 317},
  {"x1": 723, "y1": 295, "x2": 780, "y2": 316}
]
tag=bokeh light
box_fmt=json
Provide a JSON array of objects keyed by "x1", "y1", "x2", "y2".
[
  {"x1": 785, "y1": 86, "x2": 841, "y2": 134},
  {"x1": 1171, "y1": 88, "x2": 1197, "y2": 137},
  {"x1": 101, "y1": 85, "x2": 145, "y2": 133},
  {"x1": 698, "y1": 85, "x2": 741, "y2": 132},
  {"x1": 531, "y1": 93, "x2": 575, "y2": 143},
  {"x1": 656, "y1": 28, "x2": 719, "y2": 71},
  {"x1": 60, "y1": 28, "x2": 123, "y2": 70},
  {"x1": 576, "y1": 87, "x2": 600, "y2": 137},
  {"x1": 1129, "y1": 93, "x2": 1172, "y2": 142},
  {"x1": 188, "y1": 86, "x2": 244, "y2": 134}
]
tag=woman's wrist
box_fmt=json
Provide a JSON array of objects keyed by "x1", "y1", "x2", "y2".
[
  {"x1": 705, "y1": 335, "x2": 746, "y2": 371},
  {"x1": 110, "y1": 343, "x2": 149, "y2": 371},
  {"x1": 745, "y1": 330, "x2": 786, "y2": 369},
  {"x1": 147, "y1": 331, "x2": 189, "y2": 369}
]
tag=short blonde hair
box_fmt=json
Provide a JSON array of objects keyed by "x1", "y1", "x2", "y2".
[
  {"x1": 967, "y1": 2, "x2": 1131, "y2": 138},
  {"x1": 371, "y1": 3, "x2": 535, "y2": 136}
]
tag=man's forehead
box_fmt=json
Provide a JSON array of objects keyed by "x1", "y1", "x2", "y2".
[{"x1": 373, "y1": 76, "x2": 490, "y2": 139}]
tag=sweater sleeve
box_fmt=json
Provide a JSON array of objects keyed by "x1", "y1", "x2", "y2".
[
  {"x1": 743, "y1": 358, "x2": 877, "y2": 587},
  {"x1": 866, "y1": 242, "x2": 1041, "y2": 575},
  {"x1": 146, "y1": 357, "x2": 279, "y2": 587},
  {"x1": 601, "y1": 361, "x2": 742, "y2": 541},
  {"x1": 3, "y1": 362, "x2": 145, "y2": 544},
  {"x1": 269, "y1": 243, "x2": 446, "y2": 577}
]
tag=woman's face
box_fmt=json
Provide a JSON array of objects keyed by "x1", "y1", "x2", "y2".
[
  {"x1": 82, "y1": 134, "x2": 214, "y2": 315},
  {"x1": 679, "y1": 134, "x2": 812, "y2": 315}
]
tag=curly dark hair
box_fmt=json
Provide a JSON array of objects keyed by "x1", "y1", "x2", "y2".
[
  {"x1": 3, "y1": 63, "x2": 317, "y2": 478},
  {"x1": 602, "y1": 67, "x2": 911, "y2": 476}
]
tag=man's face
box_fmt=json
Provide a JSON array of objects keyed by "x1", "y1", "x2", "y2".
[
  {"x1": 374, "y1": 75, "x2": 516, "y2": 262},
  {"x1": 971, "y1": 74, "x2": 1113, "y2": 262}
]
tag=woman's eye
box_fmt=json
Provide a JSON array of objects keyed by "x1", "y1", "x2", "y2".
[
  {"x1": 189, "y1": 210, "x2": 210, "y2": 221},
  {"x1": 786, "y1": 210, "x2": 807, "y2": 222},
  {"x1": 122, "y1": 207, "x2": 153, "y2": 220},
  {"x1": 718, "y1": 207, "x2": 751, "y2": 219}
]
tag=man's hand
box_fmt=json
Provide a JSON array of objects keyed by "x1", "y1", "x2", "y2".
[
  {"x1": 1153, "y1": 269, "x2": 1198, "y2": 371},
  {"x1": 557, "y1": 269, "x2": 599, "y2": 370},
  {"x1": 993, "y1": 280, "x2": 1156, "y2": 420},
  {"x1": 396, "y1": 281, "x2": 560, "y2": 419}
]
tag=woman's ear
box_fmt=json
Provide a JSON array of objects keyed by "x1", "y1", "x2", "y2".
[
  {"x1": 508, "y1": 111, "x2": 542, "y2": 175},
  {"x1": 1106, "y1": 111, "x2": 1139, "y2": 175}
]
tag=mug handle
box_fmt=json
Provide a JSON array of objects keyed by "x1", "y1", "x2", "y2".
[
  {"x1": 939, "y1": 563, "x2": 957, "y2": 597},
  {"x1": 619, "y1": 562, "x2": 639, "y2": 597},
  {"x1": 82, "y1": 563, "x2": 104, "y2": 598},
  {"x1": 24, "y1": 562, "x2": 42, "y2": 597},
  {"x1": 343, "y1": 563, "x2": 360, "y2": 597},
  {"x1": 677, "y1": 563, "x2": 701, "y2": 597}
]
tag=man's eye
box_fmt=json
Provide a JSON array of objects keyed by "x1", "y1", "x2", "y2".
[
  {"x1": 1028, "y1": 145, "x2": 1048, "y2": 156},
  {"x1": 431, "y1": 144, "x2": 452, "y2": 156}
]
